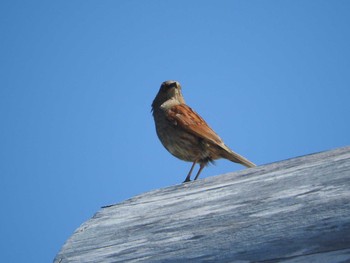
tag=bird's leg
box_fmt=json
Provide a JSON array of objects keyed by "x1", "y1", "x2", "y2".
[
  {"x1": 194, "y1": 163, "x2": 205, "y2": 181},
  {"x1": 183, "y1": 161, "x2": 197, "y2": 183}
]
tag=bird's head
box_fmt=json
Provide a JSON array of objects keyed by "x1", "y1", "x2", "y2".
[{"x1": 152, "y1": 80, "x2": 185, "y2": 110}]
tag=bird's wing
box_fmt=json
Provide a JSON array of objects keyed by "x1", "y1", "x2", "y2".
[
  {"x1": 167, "y1": 104, "x2": 256, "y2": 167},
  {"x1": 167, "y1": 104, "x2": 225, "y2": 146}
]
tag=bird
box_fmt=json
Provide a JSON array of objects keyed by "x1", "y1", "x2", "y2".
[{"x1": 152, "y1": 80, "x2": 256, "y2": 183}]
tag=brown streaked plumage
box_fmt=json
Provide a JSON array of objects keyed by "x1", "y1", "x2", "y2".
[{"x1": 152, "y1": 80, "x2": 256, "y2": 182}]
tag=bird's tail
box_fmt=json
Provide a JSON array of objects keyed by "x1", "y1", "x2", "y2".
[{"x1": 222, "y1": 147, "x2": 256, "y2": 168}]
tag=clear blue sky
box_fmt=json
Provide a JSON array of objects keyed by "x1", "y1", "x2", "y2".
[{"x1": 1, "y1": 1, "x2": 349, "y2": 262}]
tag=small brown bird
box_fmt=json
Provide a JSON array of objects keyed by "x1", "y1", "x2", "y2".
[{"x1": 152, "y1": 80, "x2": 256, "y2": 182}]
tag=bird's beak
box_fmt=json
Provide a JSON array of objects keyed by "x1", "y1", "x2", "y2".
[{"x1": 168, "y1": 82, "x2": 177, "y2": 89}]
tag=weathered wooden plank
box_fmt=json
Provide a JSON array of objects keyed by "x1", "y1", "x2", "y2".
[{"x1": 54, "y1": 146, "x2": 350, "y2": 263}]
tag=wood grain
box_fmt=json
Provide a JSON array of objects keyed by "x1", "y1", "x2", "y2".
[{"x1": 54, "y1": 146, "x2": 350, "y2": 263}]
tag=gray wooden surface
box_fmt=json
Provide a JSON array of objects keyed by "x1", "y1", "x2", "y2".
[{"x1": 54, "y1": 146, "x2": 350, "y2": 263}]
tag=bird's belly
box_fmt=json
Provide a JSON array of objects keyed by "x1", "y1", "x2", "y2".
[{"x1": 156, "y1": 125, "x2": 210, "y2": 162}]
